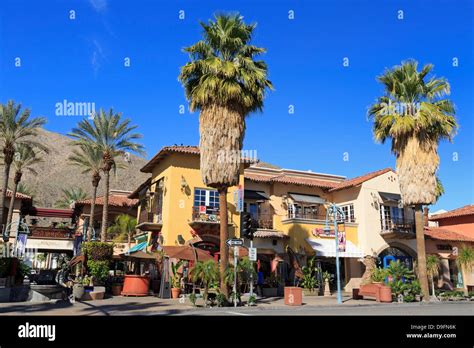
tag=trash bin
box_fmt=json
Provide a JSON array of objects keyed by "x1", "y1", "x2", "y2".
[{"x1": 284, "y1": 286, "x2": 302, "y2": 306}]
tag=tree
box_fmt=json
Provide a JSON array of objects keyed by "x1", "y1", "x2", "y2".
[
  {"x1": 456, "y1": 245, "x2": 474, "y2": 296},
  {"x1": 55, "y1": 187, "x2": 88, "y2": 208},
  {"x1": 16, "y1": 183, "x2": 34, "y2": 198},
  {"x1": 107, "y1": 214, "x2": 137, "y2": 250},
  {"x1": 68, "y1": 143, "x2": 104, "y2": 241},
  {"x1": 0, "y1": 100, "x2": 46, "y2": 237},
  {"x1": 190, "y1": 260, "x2": 219, "y2": 307},
  {"x1": 5, "y1": 144, "x2": 45, "y2": 228},
  {"x1": 426, "y1": 254, "x2": 440, "y2": 297},
  {"x1": 434, "y1": 177, "x2": 444, "y2": 202},
  {"x1": 179, "y1": 14, "x2": 273, "y2": 297},
  {"x1": 68, "y1": 109, "x2": 145, "y2": 241},
  {"x1": 369, "y1": 60, "x2": 458, "y2": 301}
]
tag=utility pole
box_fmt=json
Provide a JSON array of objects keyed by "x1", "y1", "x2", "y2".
[{"x1": 233, "y1": 245, "x2": 238, "y2": 307}]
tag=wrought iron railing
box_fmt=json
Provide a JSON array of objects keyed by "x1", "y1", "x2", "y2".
[
  {"x1": 380, "y1": 217, "x2": 415, "y2": 234},
  {"x1": 192, "y1": 206, "x2": 220, "y2": 223}
]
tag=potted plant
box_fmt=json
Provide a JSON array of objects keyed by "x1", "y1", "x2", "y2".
[
  {"x1": 73, "y1": 280, "x2": 85, "y2": 300},
  {"x1": 322, "y1": 271, "x2": 332, "y2": 297},
  {"x1": 262, "y1": 274, "x2": 279, "y2": 297},
  {"x1": 110, "y1": 276, "x2": 123, "y2": 296},
  {"x1": 370, "y1": 267, "x2": 387, "y2": 284},
  {"x1": 170, "y1": 260, "x2": 184, "y2": 299},
  {"x1": 190, "y1": 260, "x2": 219, "y2": 307},
  {"x1": 301, "y1": 256, "x2": 318, "y2": 295}
]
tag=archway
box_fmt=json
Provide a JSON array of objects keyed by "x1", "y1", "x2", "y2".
[{"x1": 377, "y1": 243, "x2": 416, "y2": 270}]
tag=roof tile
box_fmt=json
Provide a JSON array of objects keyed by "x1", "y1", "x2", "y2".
[{"x1": 429, "y1": 205, "x2": 474, "y2": 220}]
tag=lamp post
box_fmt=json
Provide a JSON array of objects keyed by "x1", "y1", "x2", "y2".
[{"x1": 323, "y1": 203, "x2": 345, "y2": 304}]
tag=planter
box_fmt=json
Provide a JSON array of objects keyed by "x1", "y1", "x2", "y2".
[
  {"x1": 73, "y1": 284, "x2": 85, "y2": 300},
  {"x1": 324, "y1": 280, "x2": 331, "y2": 297},
  {"x1": 111, "y1": 284, "x2": 123, "y2": 296},
  {"x1": 262, "y1": 287, "x2": 278, "y2": 297},
  {"x1": 171, "y1": 288, "x2": 181, "y2": 299},
  {"x1": 121, "y1": 275, "x2": 150, "y2": 296},
  {"x1": 284, "y1": 287, "x2": 303, "y2": 306},
  {"x1": 303, "y1": 289, "x2": 317, "y2": 296},
  {"x1": 90, "y1": 291, "x2": 104, "y2": 300}
]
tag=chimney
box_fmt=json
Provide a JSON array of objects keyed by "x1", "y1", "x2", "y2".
[{"x1": 423, "y1": 207, "x2": 429, "y2": 227}]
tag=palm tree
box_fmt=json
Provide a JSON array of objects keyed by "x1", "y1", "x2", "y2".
[
  {"x1": 179, "y1": 14, "x2": 273, "y2": 296},
  {"x1": 0, "y1": 100, "x2": 46, "y2": 237},
  {"x1": 369, "y1": 60, "x2": 458, "y2": 301},
  {"x1": 5, "y1": 144, "x2": 45, "y2": 227},
  {"x1": 434, "y1": 177, "x2": 444, "y2": 202},
  {"x1": 68, "y1": 143, "x2": 103, "y2": 240},
  {"x1": 190, "y1": 260, "x2": 219, "y2": 307},
  {"x1": 456, "y1": 245, "x2": 474, "y2": 296},
  {"x1": 55, "y1": 187, "x2": 88, "y2": 208},
  {"x1": 16, "y1": 183, "x2": 34, "y2": 197},
  {"x1": 68, "y1": 109, "x2": 145, "y2": 241},
  {"x1": 426, "y1": 254, "x2": 440, "y2": 298},
  {"x1": 107, "y1": 214, "x2": 137, "y2": 250}
]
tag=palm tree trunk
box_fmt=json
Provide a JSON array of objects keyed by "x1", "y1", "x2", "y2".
[
  {"x1": 219, "y1": 187, "x2": 229, "y2": 298},
  {"x1": 6, "y1": 175, "x2": 20, "y2": 228},
  {"x1": 0, "y1": 161, "x2": 12, "y2": 240},
  {"x1": 100, "y1": 170, "x2": 110, "y2": 242},
  {"x1": 89, "y1": 183, "x2": 98, "y2": 241},
  {"x1": 414, "y1": 204, "x2": 430, "y2": 301}
]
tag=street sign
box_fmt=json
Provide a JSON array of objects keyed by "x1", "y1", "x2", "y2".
[
  {"x1": 226, "y1": 238, "x2": 244, "y2": 247},
  {"x1": 249, "y1": 247, "x2": 257, "y2": 261}
]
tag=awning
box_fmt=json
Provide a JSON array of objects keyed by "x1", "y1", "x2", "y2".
[
  {"x1": 289, "y1": 193, "x2": 325, "y2": 204},
  {"x1": 379, "y1": 192, "x2": 401, "y2": 203},
  {"x1": 305, "y1": 238, "x2": 364, "y2": 258},
  {"x1": 126, "y1": 242, "x2": 147, "y2": 253},
  {"x1": 244, "y1": 190, "x2": 269, "y2": 200},
  {"x1": 121, "y1": 250, "x2": 157, "y2": 260}
]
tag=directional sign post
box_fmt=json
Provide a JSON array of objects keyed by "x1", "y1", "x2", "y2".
[{"x1": 226, "y1": 238, "x2": 244, "y2": 247}]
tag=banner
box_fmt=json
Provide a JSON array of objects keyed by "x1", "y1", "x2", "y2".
[
  {"x1": 15, "y1": 233, "x2": 28, "y2": 258},
  {"x1": 338, "y1": 230, "x2": 346, "y2": 252}
]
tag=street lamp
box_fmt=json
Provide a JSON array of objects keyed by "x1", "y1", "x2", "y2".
[{"x1": 324, "y1": 203, "x2": 345, "y2": 304}]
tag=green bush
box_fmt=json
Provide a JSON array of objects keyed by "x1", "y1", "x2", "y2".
[
  {"x1": 371, "y1": 267, "x2": 387, "y2": 283},
  {"x1": 87, "y1": 260, "x2": 110, "y2": 284},
  {"x1": 188, "y1": 292, "x2": 197, "y2": 306}
]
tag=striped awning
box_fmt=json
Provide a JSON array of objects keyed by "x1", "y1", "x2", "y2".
[{"x1": 126, "y1": 242, "x2": 147, "y2": 253}]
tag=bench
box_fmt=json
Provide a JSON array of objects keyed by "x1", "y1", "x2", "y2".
[{"x1": 353, "y1": 283, "x2": 392, "y2": 303}]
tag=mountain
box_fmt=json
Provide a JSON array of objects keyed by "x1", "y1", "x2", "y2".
[{"x1": 0, "y1": 129, "x2": 149, "y2": 207}]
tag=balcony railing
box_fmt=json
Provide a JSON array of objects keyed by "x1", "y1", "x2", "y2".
[
  {"x1": 29, "y1": 227, "x2": 73, "y2": 239},
  {"x1": 138, "y1": 210, "x2": 162, "y2": 225},
  {"x1": 381, "y1": 218, "x2": 415, "y2": 235},
  {"x1": 192, "y1": 206, "x2": 220, "y2": 223},
  {"x1": 251, "y1": 214, "x2": 273, "y2": 230},
  {"x1": 286, "y1": 212, "x2": 327, "y2": 221}
]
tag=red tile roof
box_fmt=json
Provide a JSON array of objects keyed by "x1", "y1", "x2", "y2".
[
  {"x1": 141, "y1": 145, "x2": 257, "y2": 173},
  {"x1": 425, "y1": 227, "x2": 474, "y2": 242},
  {"x1": 141, "y1": 145, "x2": 200, "y2": 172},
  {"x1": 429, "y1": 205, "x2": 474, "y2": 220},
  {"x1": 329, "y1": 168, "x2": 395, "y2": 192},
  {"x1": 1, "y1": 189, "x2": 32, "y2": 201},
  {"x1": 76, "y1": 194, "x2": 138, "y2": 208},
  {"x1": 244, "y1": 173, "x2": 338, "y2": 189}
]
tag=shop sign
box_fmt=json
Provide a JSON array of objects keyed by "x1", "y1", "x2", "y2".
[{"x1": 249, "y1": 247, "x2": 257, "y2": 261}]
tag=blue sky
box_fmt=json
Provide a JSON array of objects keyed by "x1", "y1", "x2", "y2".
[{"x1": 0, "y1": 0, "x2": 472, "y2": 211}]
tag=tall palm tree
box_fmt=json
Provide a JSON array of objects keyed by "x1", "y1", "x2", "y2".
[
  {"x1": 55, "y1": 187, "x2": 88, "y2": 208},
  {"x1": 456, "y1": 245, "x2": 474, "y2": 296},
  {"x1": 68, "y1": 109, "x2": 145, "y2": 241},
  {"x1": 179, "y1": 14, "x2": 273, "y2": 296},
  {"x1": 0, "y1": 100, "x2": 46, "y2": 238},
  {"x1": 68, "y1": 143, "x2": 103, "y2": 241},
  {"x1": 107, "y1": 214, "x2": 137, "y2": 250},
  {"x1": 434, "y1": 177, "x2": 444, "y2": 202},
  {"x1": 5, "y1": 144, "x2": 45, "y2": 227},
  {"x1": 16, "y1": 183, "x2": 34, "y2": 197},
  {"x1": 369, "y1": 60, "x2": 458, "y2": 301}
]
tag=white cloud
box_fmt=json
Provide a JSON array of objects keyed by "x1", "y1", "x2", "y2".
[{"x1": 89, "y1": 0, "x2": 107, "y2": 13}]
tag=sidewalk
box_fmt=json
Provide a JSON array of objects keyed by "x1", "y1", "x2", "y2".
[{"x1": 0, "y1": 294, "x2": 391, "y2": 316}]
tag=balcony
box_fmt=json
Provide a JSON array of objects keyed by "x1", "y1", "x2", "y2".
[
  {"x1": 380, "y1": 218, "x2": 415, "y2": 239},
  {"x1": 190, "y1": 206, "x2": 220, "y2": 224},
  {"x1": 251, "y1": 214, "x2": 273, "y2": 230},
  {"x1": 29, "y1": 227, "x2": 74, "y2": 240},
  {"x1": 136, "y1": 210, "x2": 162, "y2": 232},
  {"x1": 283, "y1": 212, "x2": 327, "y2": 223}
]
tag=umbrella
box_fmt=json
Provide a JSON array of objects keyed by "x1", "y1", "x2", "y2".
[
  {"x1": 120, "y1": 250, "x2": 158, "y2": 260},
  {"x1": 161, "y1": 245, "x2": 214, "y2": 262}
]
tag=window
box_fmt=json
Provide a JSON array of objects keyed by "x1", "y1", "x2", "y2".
[
  {"x1": 380, "y1": 205, "x2": 404, "y2": 230},
  {"x1": 194, "y1": 188, "x2": 220, "y2": 209},
  {"x1": 287, "y1": 203, "x2": 319, "y2": 219},
  {"x1": 437, "y1": 244, "x2": 452, "y2": 251},
  {"x1": 341, "y1": 204, "x2": 355, "y2": 223}
]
